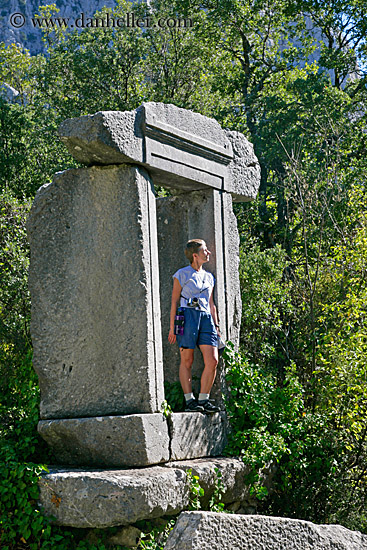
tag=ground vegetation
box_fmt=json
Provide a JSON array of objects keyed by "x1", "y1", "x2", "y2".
[{"x1": 1, "y1": 0, "x2": 367, "y2": 546}]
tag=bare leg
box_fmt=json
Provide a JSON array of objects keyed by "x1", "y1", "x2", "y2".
[
  {"x1": 199, "y1": 345, "x2": 218, "y2": 394},
  {"x1": 179, "y1": 348, "x2": 194, "y2": 394}
]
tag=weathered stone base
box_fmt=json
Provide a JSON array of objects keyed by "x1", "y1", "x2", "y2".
[
  {"x1": 39, "y1": 467, "x2": 189, "y2": 528},
  {"x1": 169, "y1": 413, "x2": 228, "y2": 461},
  {"x1": 166, "y1": 457, "x2": 251, "y2": 508},
  {"x1": 164, "y1": 512, "x2": 367, "y2": 550},
  {"x1": 38, "y1": 458, "x2": 252, "y2": 528},
  {"x1": 38, "y1": 414, "x2": 170, "y2": 467},
  {"x1": 38, "y1": 412, "x2": 228, "y2": 467}
]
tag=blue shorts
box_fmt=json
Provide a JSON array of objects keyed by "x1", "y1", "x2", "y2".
[{"x1": 177, "y1": 308, "x2": 218, "y2": 349}]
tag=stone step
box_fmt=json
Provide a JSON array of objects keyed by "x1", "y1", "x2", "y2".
[
  {"x1": 38, "y1": 458, "x2": 252, "y2": 528},
  {"x1": 164, "y1": 511, "x2": 367, "y2": 550},
  {"x1": 38, "y1": 412, "x2": 228, "y2": 467}
]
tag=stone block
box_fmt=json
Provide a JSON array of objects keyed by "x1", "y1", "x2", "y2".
[
  {"x1": 58, "y1": 103, "x2": 260, "y2": 201},
  {"x1": 27, "y1": 164, "x2": 164, "y2": 419},
  {"x1": 59, "y1": 109, "x2": 144, "y2": 166},
  {"x1": 218, "y1": 192, "x2": 242, "y2": 346},
  {"x1": 38, "y1": 467, "x2": 189, "y2": 528},
  {"x1": 107, "y1": 526, "x2": 142, "y2": 547},
  {"x1": 164, "y1": 512, "x2": 367, "y2": 550},
  {"x1": 225, "y1": 130, "x2": 261, "y2": 202},
  {"x1": 169, "y1": 412, "x2": 228, "y2": 461},
  {"x1": 38, "y1": 414, "x2": 170, "y2": 467},
  {"x1": 166, "y1": 457, "x2": 251, "y2": 506},
  {"x1": 38, "y1": 458, "x2": 257, "y2": 528}
]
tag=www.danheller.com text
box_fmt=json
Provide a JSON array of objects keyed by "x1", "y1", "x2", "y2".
[{"x1": 9, "y1": 11, "x2": 193, "y2": 30}]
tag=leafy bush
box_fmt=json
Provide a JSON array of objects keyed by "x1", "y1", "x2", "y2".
[
  {"x1": 0, "y1": 97, "x2": 75, "y2": 199},
  {"x1": 224, "y1": 345, "x2": 304, "y2": 491},
  {"x1": 223, "y1": 345, "x2": 348, "y2": 524},
  {"x1": 238, "y1": 242, "x2": 295, "y2": 381},
  {"x1": 138, "y1": 519, "x2": 176, "y2": 550},
  {"x1": 224, "y1": 213, "x2": 367, "y2": 531},
  {"x1": 164, "y1": 381, "x2": 184, "y2": 412}
]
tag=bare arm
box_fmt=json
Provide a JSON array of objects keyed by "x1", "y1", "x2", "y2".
[
  {"x1": 209, "y1": 291, "x2": 220, "y2": 334},
  {"x1": 168, "y1": 277, "x2": 182, "y2": 344}
]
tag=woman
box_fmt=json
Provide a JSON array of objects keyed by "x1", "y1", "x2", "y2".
[{"x1": 168, "y1": 239, "x2": 221, "y2": 413}]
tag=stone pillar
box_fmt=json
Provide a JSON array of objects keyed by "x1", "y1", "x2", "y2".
[
  {"x1": 157, "y1": 189, "x2": 241, "y2": 399},
  {"x1": 28, "y1": 164, "x2": 164, "y2": 419},
  {"x1": 28, "y1": 164, "x2": 171, "y2": 467}
]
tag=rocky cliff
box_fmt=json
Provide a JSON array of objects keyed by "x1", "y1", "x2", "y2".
[{"x1": 0, "y1": 0, "x2": 116, "y2": 54}]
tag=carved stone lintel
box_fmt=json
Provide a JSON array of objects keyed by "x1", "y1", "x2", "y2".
[{"x1": 58, "y1": 103, "x2": 260, "y2": 201}]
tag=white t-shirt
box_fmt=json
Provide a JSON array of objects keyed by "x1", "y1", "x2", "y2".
[{"x1": 173, "y1": 265, "x2": 215, "y2": 314}]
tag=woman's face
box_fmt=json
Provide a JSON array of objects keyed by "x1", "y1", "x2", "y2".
[{"x1": 196, "y1": 243, "x2": 211, "y2": 263}]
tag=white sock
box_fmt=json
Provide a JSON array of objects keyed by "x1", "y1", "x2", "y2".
[
  {"x1": 198, "y1": 393, "x2": 209, "y2": 402},
  {"x1": 185, "y1": 392, "x2": 194, "y2": 402}
]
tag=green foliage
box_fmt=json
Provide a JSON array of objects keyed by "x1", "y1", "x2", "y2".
[
  {"x1": 142, "y1": 0, "x2": 226, "y2": 116},
  {"x1": 186, "y1": 469, "x2": 204, "y2": 511},
  {"x1": 224, "y1": 344, "x2": 304, "y2": 481},
  {"x1": 0, "y1": 191, "x2": 44, "y2": 548},
  {"x1": 224, "y1": 345, "x2": 346, "y2": 521},
  {"x1": 0, "y1": 44, "x2": 76, "y2": 199},
  {"x1": 0, "y1": 191, "x2": 30, "y2": 349},
  {"x1": 164, "y1": 380, "x2": 184, "y2": 412},
  {"x1": 30, "y1": 0, "x2": 223, "y2": 121},
  {"x1": 310, "y1": 205, "x2": 367, "y2": 529},
  {"x1": 160, "y1": 399, "x2": 172, "y2": 418},
  {"x1": 208, "y1": 468, "x2": 226, "y2": 513},
  {"x1": 0, "y1": 96, "x2": 76, "y2": 199},
  {"x1": 224, "y1": 189, "x2": 367, "y2": 528},
  {"x1": 0, "y1": 43, "x2": 37, "y2": 100},
  {"x1": 0, "y1": 191, "x2": 40, "y2": 465},
  {"x1": 34, "y1": 0, "x2": 148, "y2": 118},
  {"x1": 138, "y1": 519, "x2": 176, "y2": 550},
  {"x1": 0, "y1": 99, "x2": 31, "y2": 196},
  {"x1": 238, "y1": 243, "x2": 295, "y2": 379},
  {"x1": 0, "y1": 449, "x2": 48, "y2": 550}
]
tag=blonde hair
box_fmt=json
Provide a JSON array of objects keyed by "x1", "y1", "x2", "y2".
[{"x1": 185, "y1": 239, "x2": 205, "y2": 263}]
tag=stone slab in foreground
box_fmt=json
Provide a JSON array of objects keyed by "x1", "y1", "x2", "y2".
[
  {"x1": 164, "y1": 512, "x2": 367, "y2": 550},
  {"x1": 38, "y1": 458, "x2": 251, "y2": 528}
]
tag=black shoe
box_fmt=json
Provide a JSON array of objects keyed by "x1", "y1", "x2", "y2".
[
  {"x1": 185, "y1": 398, "x2": 204, "y2": 412},
  {"x1": 198, "y1": 399, "x2": 221, "y2": 414}
]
